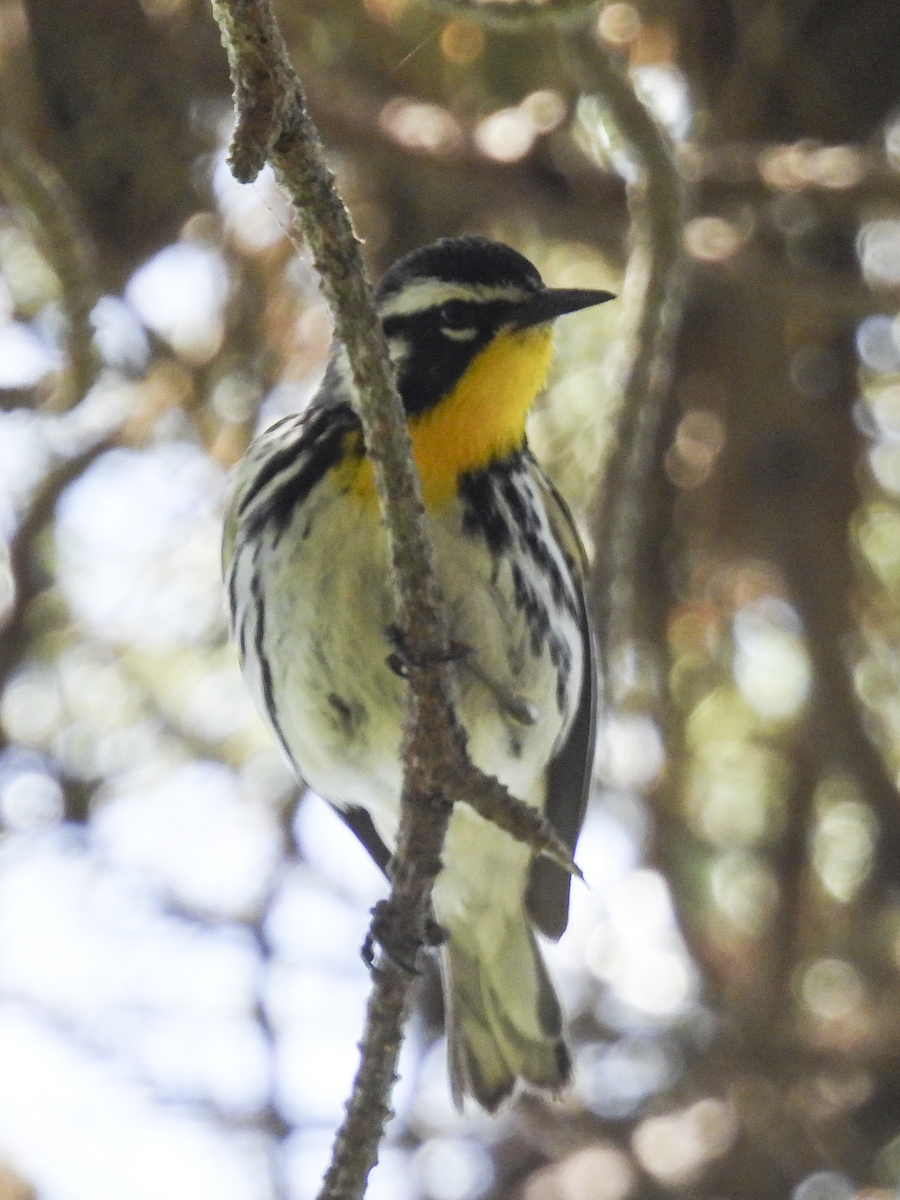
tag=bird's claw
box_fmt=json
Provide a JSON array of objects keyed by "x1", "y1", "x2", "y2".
[{"x1": 385, "y1": 624, "x2": 473, "y2": 677}]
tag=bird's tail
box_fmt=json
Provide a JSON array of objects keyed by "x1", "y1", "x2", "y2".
[{"x1": 442, "y1": 910, "x2": 570, "y2": 1111}]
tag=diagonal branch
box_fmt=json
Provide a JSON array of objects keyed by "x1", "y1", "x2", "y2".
[{"x1": 210, "y1": 4, "x2": 578, "y2": 1198}]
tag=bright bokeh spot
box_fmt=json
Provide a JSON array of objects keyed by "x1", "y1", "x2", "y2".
[
  {"x1": 0, "y1": 409, "x2": 52, "y2": 511},
  {"x1": 0, "y1": 768, "x2": 63, "y2": 832},
  {"x1": 598, "y1": 713, "x2": 665, "y2": 788},
  {"x1": 414, "y1": 1136, "x2": 494, "y2": 1200},
  {"x1": 711, "y1": 851, "x2": 780, "y2": 935},
  {"x1": 474, "y1": 108, "x2": 535, "y2": 163},
  {"x1": 0, "y1": 220, "x2": 59, "y2": 311},
  {"x1": 379, "y1": 99, "x2": 465, "y2": 157},
  {"x1": 440, "y1": 19, "x2": 484, "y2": 65},
  {"x1": 587, "y1": 870, "x2": 698, "y2": 1017},
  {"x1": 630, "y1": 65, "x2": 691, "y2": 141},
  {"x1": 520, "y1": 90, "x2": 567, "y2": 134},
  {"x1": 812, "y1": 778, "x2": 876, "y2": 903},
  {"x1": 523, "y1": 1144, "x2": 636, "y2": 1200},
  {"x1": 665, "y1": 407, "x2": 726, "y2": 487},
  {"x1": 793, "y1": 1170, "x2": 856, "y2": 1200},
  {"x1": 213, "y1": 158, "x2": 291, "y2": 252},
  {"x1": 576, "y1": 1037, "x2": 681, "y2": 1118},
  {"x1": 802, "y1": 958, "x2": 865, "y2": 1021},
  {"x1": 805, "y1": 145, "x2": 866, "y2": 189},
  {"x1": 632, "y1": 1098, "x2": 737, "y2": 1186},
  {"x1": 0, "y1": 320, "x2": 58, "y2": 386},
  {"x1": 55, "y1": 443, "x2": 226, "y2": 648},
  {"x1": 733, "y1": 601, "x2": 811, "y2": 720},
  {"x1": 854, "y1": 501, "x2": 900, "y2": 585},
  {"x1": 126, "y1": 243, "x2": 229, "y2": 361},
  {"x1": 858, "y1": 219, "x2": 900, "y2": 288},
  {"x1": 1, "y1": 664, "x2": 65, "y2": 747},
  {"x1": 868, "y1": 442, "x2": 900, "y2": 493},
  {"x1": 686, "y1": 733, "x2": 789, "y2": 849},
  {"x1": 596, "y1": 3, "x2": 642, "y2": 48},
  {"x1": 760, "y1": 143, "x2": 865, "y2": 190},
  {"x1": 856, "y1": 314, "x2": 900, "y2": 374},
  {"x1": 0, "y1": 1009, "x2": 273, "y2": 1200},
  {"x1": 684, "y1": 216, "x2": 747, "y2": 263},
  {"x1": 93, "y1": 761, "x2": 284, "y2": 920},
  {"x1": 90, "y1": 296, "x2": 151, "y2": 371}
]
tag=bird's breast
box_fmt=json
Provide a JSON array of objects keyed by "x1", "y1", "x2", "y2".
[{"x1": 239, "y1": 458, "x2": 581, "y2": 848}]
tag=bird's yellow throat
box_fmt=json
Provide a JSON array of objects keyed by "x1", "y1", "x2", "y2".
[{"x1": 338, "y1": 324, "x2": 555, "y2": 508}]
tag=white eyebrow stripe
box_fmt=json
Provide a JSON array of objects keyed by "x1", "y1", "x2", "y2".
[{"x1": 377, "y1": 279, "x2": 532, "y2": 318}]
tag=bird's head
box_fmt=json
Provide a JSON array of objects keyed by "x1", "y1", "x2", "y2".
[{"x1": 373, "y1": 236, "x2": 615, "y2": 421}]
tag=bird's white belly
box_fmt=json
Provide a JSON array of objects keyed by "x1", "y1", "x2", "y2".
[{"x1": 251, "y1": 477, "x2": 581, "y2": 924}]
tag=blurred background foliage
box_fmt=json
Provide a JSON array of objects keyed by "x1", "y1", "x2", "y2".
[{"x1": 1, "y1": 0, "x2": 900, "y2": 1198}]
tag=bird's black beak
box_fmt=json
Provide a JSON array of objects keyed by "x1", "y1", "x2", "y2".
[{"x1": 513, "y1": 287, "x2": 616, "y2": 330}]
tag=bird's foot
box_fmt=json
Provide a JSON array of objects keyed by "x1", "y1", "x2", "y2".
[
  {"x1": 361, "y1": 898, "x2": 420, "y2": 973},
  {"x1": 361, "y1": 898, "x2": 447, "y2": 971},
  {"x1": 384, "y1": 624, "x2": 473, "y2": 677}
]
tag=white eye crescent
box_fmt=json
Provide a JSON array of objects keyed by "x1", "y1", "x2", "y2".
[{"x1": 439, "y1": 300, "x2": 477, "y2": 341}]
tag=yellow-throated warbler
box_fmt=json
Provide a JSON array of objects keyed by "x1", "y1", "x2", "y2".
[{"x1": 224, "y1": 237, "x2": 614, "y2": 1110}]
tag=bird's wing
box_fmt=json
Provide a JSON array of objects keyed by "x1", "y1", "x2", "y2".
[
  {"x1": 334, "y1": 804, "x2": 393, "y2": 873},
  {"x1": 223, "y1": 399, "x2": 390, "y2": 870},
  {"x1": 223, "y1": 399, "x2": 362, "y2": 572},
  {"x1": 524, "y1": 462, "x2": 597, "y2": 941}
]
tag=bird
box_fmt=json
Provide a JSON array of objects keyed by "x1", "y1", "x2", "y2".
[{"x1": 223, "y1": 235, "x2": 614, "y2": 1110}]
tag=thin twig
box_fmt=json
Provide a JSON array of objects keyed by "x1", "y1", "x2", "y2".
[
  {"x1": 0, "y1": 439, "x2": 116, "y2": 747},
  {"x1": 563, "y1": 30, "x2": 688, "y2": 707},
  {"x1": 210, "y1": 4, "x2": 577, "y2": 1198},
  {"x1": 0, "y1": 130, "x2": 99, "y2": 412}
]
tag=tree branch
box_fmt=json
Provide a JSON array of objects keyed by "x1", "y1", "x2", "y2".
[
  {"x1": 408, "y1": 3, "x2": 689, "y2": 706},
  {"x1": 0, "y1": 440, "x2": 115, "y2": 720},
  {"x1": 210, "y1": 4, "x2": 578, "y2": 1197},
  {"x1": 563, "y1": 31, "x2": 688, "y2": 707},
  {"x1": 0, "y1": 130, "x2": 99, "y2": 412}
]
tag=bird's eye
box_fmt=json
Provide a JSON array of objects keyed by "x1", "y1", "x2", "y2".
[
  {"x1": 439, "y1": 300, "x2": 472, "y2": 329},
  {"x1": 438, "y1": 300, "x2": 477, "y2": 341}
]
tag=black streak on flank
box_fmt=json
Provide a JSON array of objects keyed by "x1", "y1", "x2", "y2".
[
  {"x1": 328, "y1": 692, "x2": 353, "y2": 721},
  {"x1": 502, "y1": 475, "x2": 576, "y2": 619},
  {"x1": 328, "y1": 692, "x2": 361, "y2": 738},
  {"x1": 236, "y1": 415, "x2": 302, "y2": 516},
  {"x1": 226, "y1": 559, "x2": 240, "y2": 630},
  {"x1": 249, "y1": 545, "x2": 291, "y2": 756},
  {"x1": 243, "y1": 402, "x2": 360, "y2": 544},
  {"x1": 461, "y1": 459, "x2": 574, "y2": 713},
  {"x1": 510, "y1": 560, "x2": 550, "y2": 658},
  {"x1": 459, "y1": 467, "x2": 513, "y2": 554}
]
